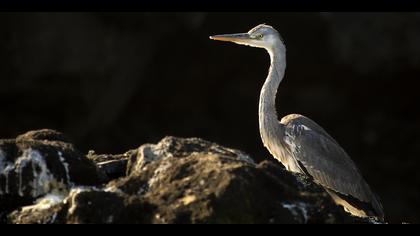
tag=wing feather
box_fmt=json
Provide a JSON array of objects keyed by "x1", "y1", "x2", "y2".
[{"x1": 281, "y1": 114, "x2": 373, "y2": 203}]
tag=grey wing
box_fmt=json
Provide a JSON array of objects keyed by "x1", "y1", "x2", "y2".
[{"x1": 281, "y1": 114, "x2": 374, "y2": 203}]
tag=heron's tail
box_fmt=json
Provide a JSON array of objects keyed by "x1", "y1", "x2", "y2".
[
  {"x1": 371, "y1": 192, "x2": 385, "y2": 221},
  {"x1": 325, "y1": 187, "x2": 385, "y2": 222}
]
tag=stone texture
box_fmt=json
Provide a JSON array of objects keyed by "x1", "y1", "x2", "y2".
[
  {"x1": 3, "y1": 131, "x2": 382, "y2": 224},
  {"x1": 0, "y1": 129, "x2": 102, "y2": 221}
]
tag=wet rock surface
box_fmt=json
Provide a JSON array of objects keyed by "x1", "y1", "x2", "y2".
[
  {"x1": 0, "y1": 129, "x2": 102, "y2": 223},
  {"x1": 2, "y1": 130, "x2": 381, "y2": 224}
]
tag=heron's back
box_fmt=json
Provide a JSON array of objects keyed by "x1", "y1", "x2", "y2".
[{"x1": 276, "y1": 114, "x2": 384, "y2": 220}]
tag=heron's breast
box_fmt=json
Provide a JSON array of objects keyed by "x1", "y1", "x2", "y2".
[{"x1": 261, "y1": 134, "x2": 302, "y2": 173}]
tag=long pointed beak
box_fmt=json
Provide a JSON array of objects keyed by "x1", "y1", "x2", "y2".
[{"x1": 209, "y1": 33, "x2": 250, "y2": 43}]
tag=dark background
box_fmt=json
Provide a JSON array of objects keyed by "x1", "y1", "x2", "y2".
[{"x1": 0, "y1": 12, "x2": 419, "y2": 223}]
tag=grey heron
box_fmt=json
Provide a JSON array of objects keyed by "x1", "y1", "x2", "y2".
[{"x1": 210, "y1": 24, "x2": 385, "y2": 221}]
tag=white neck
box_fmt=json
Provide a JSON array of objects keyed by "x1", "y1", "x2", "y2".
[{"x1": 258, "y1": 43, "x2": 286, "y2": 147}]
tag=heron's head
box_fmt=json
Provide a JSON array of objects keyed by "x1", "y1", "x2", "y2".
[{"x1": 209, "y1": 24, "x2": 283, "y2": 50}]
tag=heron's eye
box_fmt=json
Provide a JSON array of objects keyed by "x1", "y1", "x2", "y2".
[{"x1": 251, "y1": 34, "x2": 263, "y2": 39}]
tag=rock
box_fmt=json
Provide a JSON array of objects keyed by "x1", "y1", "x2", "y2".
[
  {"x1": 65, "y1": 188, "x2": 154, "y2": 224},
  {"x1": 113, "y1": 137, "x2": 374, "y2": 224},
  {"x1": 0, "y1": 129, "x2": 102, "y2": 219},
  {"x1": 8, "y1": 187, "x2": 155, "y2": 224},
  {"x1": 7, "y1": 193, "x2": 68, "y2": 224},
  {"x1": 126, "y1": 136, "x2": 255, "y2": 175},
  {"x1": 87, "y1": 150, "x2": 135, "y2": 181},
  {"x1": 16, "y1": 129, "x2": 70, "y2": 143},
  {"x1": 97, "y1": 159, "x2": 128, "y2": 180},
  {"x1": 4, "y1": 132, "x2": 382, "y2": 224}
]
